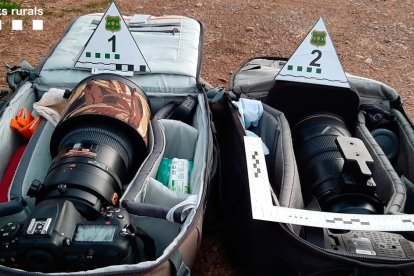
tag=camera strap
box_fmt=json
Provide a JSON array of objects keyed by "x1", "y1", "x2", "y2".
[
  {"x1": 361, "y1": 103, "x2": 396, "y2": 129},
  {"x1": 166, "y1": 195, "x2": 197, "y2": 223},
  {"x1": 168, "y1": 95, "x2": 198, "y2": 124}
]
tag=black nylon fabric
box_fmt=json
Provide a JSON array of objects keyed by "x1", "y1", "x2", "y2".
[
  {"x1": 211, "y1": 93, "x2": 414, "y2": 275},
  {"x1": 210, "y1": 96, "x2": 297, "y2": 275},
  {"x1": 221, "y1": 56, "x2": 414, "y2": 275},
  {"x1": 219, "y1": 57, "x2": 414, "y2": 276},
  {"x1": 265, "y1": 80, "x2": 360, "y2": 129}
]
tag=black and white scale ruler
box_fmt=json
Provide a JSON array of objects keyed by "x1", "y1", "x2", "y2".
[{"x1": 244, "y1": 136, "x2": 414, "y2": 232}]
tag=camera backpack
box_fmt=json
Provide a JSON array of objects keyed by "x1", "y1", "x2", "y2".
[
  {"x1": 0, "y1": 11, "x2": 216, "y2": 275},
  {"x1": 210, "y1": 56, "x2": 414, "y2": 275}
]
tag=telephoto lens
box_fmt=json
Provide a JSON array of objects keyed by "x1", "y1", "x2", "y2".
[
  {"x1": 292, "y1": 113, "x2": 383, "y2": 214},
  {"x1": 37, "y1": 74, "x2": 151, "y2": 217}
]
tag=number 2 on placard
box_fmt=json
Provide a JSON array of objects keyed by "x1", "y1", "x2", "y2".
[
  {"x1": 108, "y1": 35, "x2": 116, "y2": 52},
  {"x1": 310, "y1": 50, "x2": 322, "y2": 67}
]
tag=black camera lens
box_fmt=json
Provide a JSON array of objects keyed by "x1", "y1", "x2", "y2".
[
  {"x1": 293, "y1": 113, "x2": 382, "y2": 214},
  {"x1": 42, "y1": 119, "x2": 137, "y2": 217},
  {"x1": 37, "y1": 74, "x2": 151, "y2": 217}
]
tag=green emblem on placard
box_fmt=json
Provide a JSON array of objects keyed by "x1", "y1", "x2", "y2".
[
  {"x1": 310, "y1": 31, "x2": 326, "y2": 47},
  {"x1": 105, "y1": 16, "x2": 121, "y2": 32}
]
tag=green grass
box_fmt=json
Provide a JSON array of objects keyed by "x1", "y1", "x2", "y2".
[
  {"x1": 0, "y1": 0, "x2": 22, "y2": 15},
  {"x1": 56, "y1": 0, "x2": 112, "y2": 17},
  {"x1": 85, "y1": 0, "x2": 111, "y2": 10}
]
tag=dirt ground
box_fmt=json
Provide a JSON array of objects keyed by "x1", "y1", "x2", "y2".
[{"x1": 0, "y1": 0, "x2": 413, "y2": 275}]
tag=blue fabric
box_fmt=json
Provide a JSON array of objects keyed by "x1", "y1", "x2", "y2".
[
  {"x1": 233, "y1": 99, "x2": 269, "y2": 155},
  {"x1": 239, "y1": 98, "x2": 264, "y2": 129},
  {"x1": 245, "y1": 130, "x2": 270, "y2": 155}
]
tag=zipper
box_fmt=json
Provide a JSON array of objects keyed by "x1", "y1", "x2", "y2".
[
  {"x1": 229, "y1": 56, "x2": 288, "y2": 93},
  {"x1": 91, "y1": 18, "x2": 182, "y2": 35},
  {"x1": 129, "y1": 23, "x2": 181, "y2": 28},
  {"x1": 195, "y1": 20, "x2": 204, "y2": 86},
  {"x1": 91, "y1": 18, "x2": 180, "y2": 28},
  {"x1": 129, "y1": 27, "x2": 180, "y2": 35}
]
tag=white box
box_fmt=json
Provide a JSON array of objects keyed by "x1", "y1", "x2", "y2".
[
  {"x1": 12, "y1": 20, "x2": 23, "y2": 31},
  {"x1": 32, "y1": 20, "x2": 43, "y2": 31}
]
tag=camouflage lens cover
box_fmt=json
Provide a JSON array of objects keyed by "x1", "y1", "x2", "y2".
[{"x1": 61, "y1": 74, "x2": 151, "y2": 145}]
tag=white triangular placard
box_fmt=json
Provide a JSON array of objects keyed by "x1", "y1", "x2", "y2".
[
  {"x1": 75, "y1": 1, "x2": 150, "y2": 76},
  {"x1": 275, "y1": 18, "x2": 349, "y2": 88}
]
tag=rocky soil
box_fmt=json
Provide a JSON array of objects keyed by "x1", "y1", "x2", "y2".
[{"x1": 0, "y1": 0, "x2": 412, "y2": 274}]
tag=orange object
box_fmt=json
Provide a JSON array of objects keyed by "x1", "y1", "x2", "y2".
[{"x1": 10, "y1": 108, "x2": 42, "y2": 140}]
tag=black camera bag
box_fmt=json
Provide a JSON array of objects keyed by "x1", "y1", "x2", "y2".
[{"x1": 210, "y1": 56, "x2": 414, "y2": 275}]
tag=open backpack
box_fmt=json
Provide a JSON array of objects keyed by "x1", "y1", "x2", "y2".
[
  {"x1": 0, "y1": 11, "x2": 217, "y2": 276},
  {"x1": 211, "y1": 56, "x2": 414, "y2": 275}
]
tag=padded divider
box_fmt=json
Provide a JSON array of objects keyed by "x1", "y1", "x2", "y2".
[
  {"x1": 124, "y1": 94, "x2": 207, "y2": 206},
  {"x1": 347, "y1": 73, "x2": 400, "y2": 103},
  {"x1": 120, "y1": 94, "x2": 210, "y2": 271},
  {"x1": 9, "y1": 121, "x2": 53, "y2": 205},
  {"x1": 356, "y1": 112, "x2": 406, "y2": 213},
  {"x1": 252, "y1": 108, "x2": 278, "y2": 156},
  {"x1": 272, "y1": 111, "x2": 304, "y2": 210},
  {"x1": 0, "y1": 83, "x2": 35, "y2": 180},
  {"x1": 393, "y1": 109, "x2": 414, "y2": 182},
  {"x1": 189, "y1": 95, "x2": 209, "y2": 196},
  {"x1": 122, "y1": 117, "x2": 164, "y2": 204},
  {"x1": 252, "y1": 104, "x2": 304, "y2": 210},
  {"x1": 402, "y1": 176, "x2": 414, "y2": 214},
  {"x1": 140, "y1": 177, "x2": 189, "y2": 209},
  {"x1": 127, "y1": 111, "x2": 200, "y2": 207},
  {"x1": 160, "y1": 119, "x2": 198, "y2": 160}
]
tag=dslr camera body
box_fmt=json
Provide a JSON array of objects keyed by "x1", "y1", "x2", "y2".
[{"x1": 0, "y1": 200, "x2": 136, "y2": 272}]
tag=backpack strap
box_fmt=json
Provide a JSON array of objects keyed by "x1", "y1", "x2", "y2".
[
  {"x1": 206, "y1": 87, "x2": 225, "y2": 104},
  {"x1": 169, "y1": 250, "x2": 190, "y2": 276},
  {"x1": 5, "y1": 60, "x2": 36, "y2": 92}
]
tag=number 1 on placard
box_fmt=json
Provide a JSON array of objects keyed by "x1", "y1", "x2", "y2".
[{"x1": 108, "y1": 35, "x2": 116, "y2": 52}]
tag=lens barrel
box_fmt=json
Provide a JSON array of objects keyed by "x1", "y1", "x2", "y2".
[
  {"x1": 37, "y1": 74, "x2": 151, "y2": 217},
  {"x1": 42, "y1": 119, "x2": 136, "y2": 216},
  {"x1": 293, "y1": 113, "x2": 381, "y2": 214}
]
